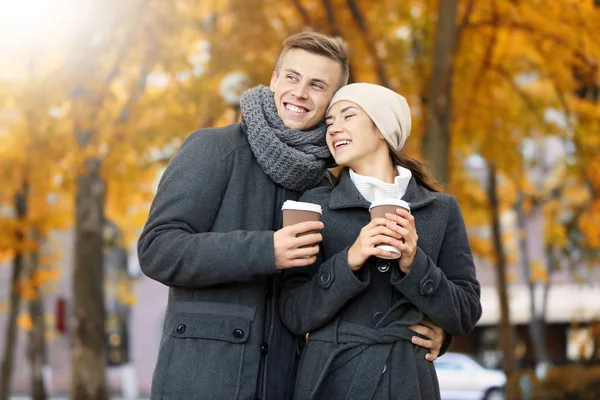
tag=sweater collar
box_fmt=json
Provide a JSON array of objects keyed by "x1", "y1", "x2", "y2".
[
  {"x1": 329, "y1": 169, "x2": 437, "y2": 210},
  {"x1": 349, "y1": 166, "x2": 412, "y2": 203}
]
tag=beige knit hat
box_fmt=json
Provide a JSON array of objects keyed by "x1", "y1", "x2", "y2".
[{"x1": 327, "y1": 83, "x2": 411, "y2": 152}]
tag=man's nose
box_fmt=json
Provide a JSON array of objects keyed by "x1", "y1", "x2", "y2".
[{"x1": 292, "y1": 83, "x2": 309, "y2": 99}]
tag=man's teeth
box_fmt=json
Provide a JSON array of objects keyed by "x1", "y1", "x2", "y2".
[
  {"x1": 286, "y1": 104, "x2": 307, "y2": 113},
  {"x1": 335, "y1": 141, "x2": 351, "y2": 148}
]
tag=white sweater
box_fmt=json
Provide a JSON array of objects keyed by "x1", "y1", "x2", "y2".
[{"x1": 349, "y1": 166, "x2": 412, "y2": 204}]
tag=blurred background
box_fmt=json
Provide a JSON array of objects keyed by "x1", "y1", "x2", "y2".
[{"x1": 0, "y1": 0, "x2": 599, "y2": 399}]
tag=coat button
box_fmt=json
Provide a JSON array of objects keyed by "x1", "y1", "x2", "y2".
[
  {"x1": 232, "y1": 329, "x2": 244, "y2": 339},
  {"x1": 261, "y1": 343, "x2": 269, "y2": 355},
  {"x1": 423, "y1": 279, "x2": 434, "y2": 294},
  {"x1": 372, "y1": 311, "x2": 384, "y2": 324},
  {"x1": 319, "y1": 272, "x2": 331, "y2": 286},
  {"x1": 381, "y1": 364, "x2": 387, "y2": 374},
  {"x1": 176, "y1": 324, "x2": 186, "y2": 334},
  {"x1": 377, "y1": 259, "x2": 391, "y2": 273}
]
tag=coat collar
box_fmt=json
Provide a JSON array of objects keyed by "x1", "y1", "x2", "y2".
[{"x1": 329, "y1": 169, "x2": 438, "y2": 211}]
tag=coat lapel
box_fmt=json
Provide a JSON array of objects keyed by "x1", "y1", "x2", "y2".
[
  {"x1": 401, "y1": 176, "x2": 438, "y2": 210},
  {"x1": 329, "y1": 169, "x2": 438, "y2": 211},
  {"x1": 329, "y1": 170, "x2": 371, "y2": 210}
]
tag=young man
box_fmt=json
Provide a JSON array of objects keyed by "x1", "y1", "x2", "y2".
[{"x1": 138, "y1": 32, "x2": 447, "y2": 400}]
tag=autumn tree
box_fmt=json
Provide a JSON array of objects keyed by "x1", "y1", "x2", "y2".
[
  {"x1": 59, "y1": 1, "x2": 201, "y2": 397},
  {"x1": 0, "y1": 58, "x2": 71, "y2": 400}
]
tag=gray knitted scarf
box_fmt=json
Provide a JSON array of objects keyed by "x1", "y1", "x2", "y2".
[{"x1": 240, "y1": 85, "x2": 332, "y2": 192}]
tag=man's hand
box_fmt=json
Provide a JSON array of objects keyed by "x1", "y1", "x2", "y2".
[
  {"x1": 274, "y1": 221, "x2": 324, "y2": 270},
  {"x1": 409, "y1": 320, "x2": 446, "y2": 361}
]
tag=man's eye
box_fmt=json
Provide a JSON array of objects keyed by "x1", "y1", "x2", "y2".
[
  {"x1": 287, "y1": 75, "x2": 298, "y2": 81},
  {"x1": 311, "y1": 83, "x2": 324, "y2": 90}
]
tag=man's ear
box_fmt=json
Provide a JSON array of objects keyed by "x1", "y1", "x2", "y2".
[{"x1": 269, "y1": 71, "x2": 277, "y2": 92}]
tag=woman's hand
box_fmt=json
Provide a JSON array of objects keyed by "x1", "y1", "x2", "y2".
[
  {"x1": 346, "y1": 218, "x2": 404, "y2": 271},
  {"x1": 409, "y1": 320, "x2": 446, "y2": 361},
  {"x1": 385, "y1": 208, "x2": 418, "y2": 274}
]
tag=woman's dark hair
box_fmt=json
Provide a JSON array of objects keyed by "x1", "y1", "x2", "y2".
[{"x1": 390, "y1": 149, "x2": 444, "y2": 193}]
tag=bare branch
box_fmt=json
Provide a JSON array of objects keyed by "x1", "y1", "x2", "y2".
[
  {"x1": 320, "y1": 0, "x2": 342, "y2": 37},
  {"x1": 465, "y1": 19, "x2": 591, "y2": 67},
  {"x1": 346, "y1": 0, "x2": 391, "y2": 87},
  {"x1": 470, "y1": 0, "x2": 499, "y2": 95},
  {"x1": 492, "y1": 65, "x2": 546, "y2": 125},
  {"x1": 291, "y1": 0, "x2": 312, "y2": 28}
]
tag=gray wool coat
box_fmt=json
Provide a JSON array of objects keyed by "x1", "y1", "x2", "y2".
[
  {"x1": 279, "y1": 170, "x2": 482, "y2": 400},
  {"x1": 138, "y1": 122, "x2": 307, "y2": 400}
]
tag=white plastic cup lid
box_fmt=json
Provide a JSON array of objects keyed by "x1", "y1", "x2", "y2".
[
  {"x1": 281, "y1": 200, "x2": 322, "y2": 214},
  {"x1": 369, "y1": 199, "x2": 411, "y2": 211}
]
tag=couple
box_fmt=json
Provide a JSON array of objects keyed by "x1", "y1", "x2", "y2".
[{"x1": 138, "y1": 32, "x2": 481, "y2": 400}]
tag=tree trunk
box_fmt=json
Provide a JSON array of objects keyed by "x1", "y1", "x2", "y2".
[
  {"x1": 71, "y1": 157, "x2": 108, "y2": 400},
  {"x1": 28, "y1": 230, "x2": 47, "y2": 400},
  {"x1": 487, "y1": 164, "x2": 520, "y2": 399},
  {"x1": 0, "y1": 186, "x2": 28, "y2": 400},
  {"x1": 515, "y1": 196, "x2": 551, "y2": 365},
  {"x1": 319, "y1": 0, "x2": 356, "y2": 83},
  {"x1": 346, "y1": 0, "x2": 391, "y2": 88},
  {"x1": 422, "y1": 0, "x2": 458, "y2": 186}
]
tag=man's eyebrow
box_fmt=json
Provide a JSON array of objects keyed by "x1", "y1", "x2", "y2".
[
  {"x1": 284, "y1": 68, "x2": 301, "y2": 76},
  {"x1": 284, "y1": 68, "x2": 331, "y2": 88}
]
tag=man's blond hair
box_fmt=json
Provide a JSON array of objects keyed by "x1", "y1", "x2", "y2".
[{"x1": 275, "y1": 32, "x2": 350, "y2": 89}]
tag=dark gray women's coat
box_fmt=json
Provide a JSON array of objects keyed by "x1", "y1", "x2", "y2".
[
  {"x1": 138, "y1": 122, "x2": 306, "y2": 400},
  {"x1": 280, "y1": 170, "x2": 482, "y2": 400}
]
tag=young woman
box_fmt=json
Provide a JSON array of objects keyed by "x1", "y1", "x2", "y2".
[{"x1": 280, "y1": 83, "x2": 482, "y2": 400}]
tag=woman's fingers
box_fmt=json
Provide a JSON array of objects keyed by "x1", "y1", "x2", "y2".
[{"x1": 368, "y1": 234, "x2": 403, "y2": 249}]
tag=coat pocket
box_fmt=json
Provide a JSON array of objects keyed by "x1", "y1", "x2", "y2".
[{"x1": 161, "y1": 301, "x2": 256, "y2": 400}]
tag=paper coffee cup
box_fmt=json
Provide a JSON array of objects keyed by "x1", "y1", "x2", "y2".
[
  {"x1": 369, "y1": 199, "x2": 411, "y2": 259},
  {"x1": 281, "y1": 200, "x2": 322, "y2": 228}
]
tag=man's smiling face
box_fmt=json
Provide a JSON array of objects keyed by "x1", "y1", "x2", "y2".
[{"x1": 270, "y1": 48, "x2": 343, "y2": 131}]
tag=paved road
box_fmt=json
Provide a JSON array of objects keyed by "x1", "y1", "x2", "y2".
[{"x1": 10, "y1": 397, "x2": 149, "y2": 400}]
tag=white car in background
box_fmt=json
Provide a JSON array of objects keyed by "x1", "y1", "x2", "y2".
[{"x1": 435, "y1": 352, "x2": 507, "y2": 400}]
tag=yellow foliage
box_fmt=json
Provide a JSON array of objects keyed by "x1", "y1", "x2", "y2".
[
  {"x1": 506, "y1": 253, "x2": 518, "y2": 266},
  {"x1": 529, "y1": 260, "x2": 549, "y2": 284},
  {"x1": 1, "y1": 0, "x2": 599, "y2": 289},
  {"x1": 16, "y1": 312, "x2": 32, "y2": 331},
  {"x1": 0, "y1": 249, "x2": 16, "y2": 263},
  {"x1": 16, "y1": 266, "x2": 61, "y2": 301},
  {"x1": 543, "y1": 200, "x2": 568, "y2": 248},
  {"x1": 578, "y1": 200, "x2": 600, "y2": 249},
  {"x1": 31, "y1": 268, "x2": 61, "y2": 287},
  {"x1": 497, "y1": 177, "x2": 519, "y2": 211},
  {"x1": 545, "y1": 222, "x2": 568, "y2": 249},
  {"x1": 563, "y1": 184, "x2": 591, "y2": 208},
  {"x1": 17, "y1": 278, "x2": 37, "y2": 301},
  {"x1": 586, "y1": 157, "x2": 600, "y2": 193},
  {"x1": 115, "y1": 281, "x2": 137, "y2": 307},
  {"x1": 469, "y1": 236, "x2": 494, "y2": 260},
  {"x1": 506, "y1": 270, "x2": 517, "y2": 284}
]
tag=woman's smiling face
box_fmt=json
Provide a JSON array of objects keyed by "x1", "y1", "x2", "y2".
[{"x1": 325, "y1": 100, "x2": 388, "y2": 169}]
